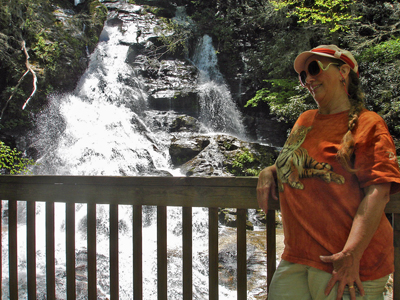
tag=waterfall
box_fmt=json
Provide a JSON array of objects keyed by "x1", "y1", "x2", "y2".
[
  {"x1": 2, "y1": 2, "x2": 264, "y2": 299},
  {"x1": 192, "y1": 35, "x2": 246, "y2": 137},
  {"x1": 30, "y1": 21, "x2": 173, "y2": 177}
]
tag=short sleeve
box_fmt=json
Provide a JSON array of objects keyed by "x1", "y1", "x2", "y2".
[{"x1": 354, "y1": 120, "x2": 400, "y2": 194}]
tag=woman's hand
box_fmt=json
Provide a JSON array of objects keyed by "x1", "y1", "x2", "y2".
[
  {"x1": 320, "y1": 183, "x2": 391, "y2": 300},
  {"x1": 257, "y1": 165, "x2": 278, "y2": 213},
  {"x1": 320, "y1": 251, "x2": 364, "y2": 300}
]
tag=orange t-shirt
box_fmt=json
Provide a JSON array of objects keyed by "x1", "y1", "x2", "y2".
[{"x1": 276, "y1": 109, "x2": 400, "y2": 281}]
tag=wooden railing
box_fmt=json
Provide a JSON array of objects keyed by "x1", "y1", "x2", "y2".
[{"x1": 0, "y1": 175, "x2": 399, "y2": 299}]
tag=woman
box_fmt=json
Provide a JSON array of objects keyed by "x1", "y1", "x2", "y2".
[{"x1": 257, "y1": 45, "x2": 400, "y2": 300}]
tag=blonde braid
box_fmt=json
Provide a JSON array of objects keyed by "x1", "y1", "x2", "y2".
[{"x1": 336, "y1": 71, "x2": 365, "y2": 173}]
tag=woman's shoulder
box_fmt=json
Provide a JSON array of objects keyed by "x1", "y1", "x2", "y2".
[{"x1": 357, "y1": 108, "x2": 390, "y2": 135}]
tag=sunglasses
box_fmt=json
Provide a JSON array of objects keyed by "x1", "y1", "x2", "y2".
[{"x1": 299, "y1": 60, "x2": 339, "y2": 87}]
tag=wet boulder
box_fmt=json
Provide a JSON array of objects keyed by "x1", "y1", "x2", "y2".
[{"x1": 169, "y1": 135, "x2": 210, "y2": 166}]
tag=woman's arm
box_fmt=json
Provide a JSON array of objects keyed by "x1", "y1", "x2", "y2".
[
  {"x1": 320, "y1": 182, "x2": 391, "y2": 300},
  {"x1": 256, "y1": 164, "x2": 278, "y2": 213}
]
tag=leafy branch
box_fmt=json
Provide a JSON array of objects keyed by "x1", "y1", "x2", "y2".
[
  {"x1": 271, "y1": 0, "x2": 361, "y2": 33},
  {"x1": 0, "y1": 141, "x2": 35, "y2": 174},
  {"x1": 245, "y1": 79, "x2": 316, "y2": 123},
  {"x1": 152, "y1": 17, "x2": 194, "y2": 59}
]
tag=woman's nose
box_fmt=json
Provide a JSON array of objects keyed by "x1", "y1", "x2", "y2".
[{"x1": 305, "y1": 73, "x2": 315, "y2": 86}]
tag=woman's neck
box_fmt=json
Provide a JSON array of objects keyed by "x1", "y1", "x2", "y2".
[{"x1": 318, "y1": 95, "x2": 351, "y2": 115}]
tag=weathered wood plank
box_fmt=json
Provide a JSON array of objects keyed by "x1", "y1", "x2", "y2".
[
  {"x1": 209, "y1": 207, "x2": 219, "y2": 299},
  {"x1": 110, "y1": 204, "x2": 119, "y2": 300},
  {"x1": 0, "y1": 201, "x2": 2, "y2": 300},
  {"x1": 157, "y1": 206, "x2": 168, "y2": 300},
  {"x1": 266, "y1": 209, "x2": 276, "y2": 292},
  {"x1": 393, "y1": 213, "x2": 400, "y2": 300},
  {"x1": 87, "y1": 203, "x2": 97, "y2": 299},
  {"x1": 133, "y1": 205, "x2": 143, "y2": 300},
  {"x1": 0, "y1": 175, "x2": 258, "y2": 187},
  {"x1": 46, "y1": 202, "x2": 56, "y2": 299},
  {"x1": 237, "y1": 208, "x2": 247, "y2": 300},
  {"x1": 182, "y1": 207, "x2": 193, "y2": 300},
  {"x1": 1, "y1": 176, "x2": 398, "y2": 211},
  {"x1": 66, "y1": 203, "x2": 76, "y2": 300},
  {"x1": 9, "y1": 200, "x2": 18, "y2": 299},
  {"x1": 27, "y1": 201, "x2": 37, "y2": 300},
  {"x1": 388, "y1": 193, "x2": 400, "y2": 214},
  {"x1": 0, "y1": 176, "x2": 260, "y2": 208}
]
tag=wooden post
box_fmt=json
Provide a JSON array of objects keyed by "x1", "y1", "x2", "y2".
[
  {"x1": 0, "y1": 201, "x2": 1, "y2": 300},
  {"x1": 209, "y1": 207, "x2": 219, "y2": 299},
  {"x1": 110, "y1": 204, "x2": 119, "y2": 299},
  {"x1": 9, "y1": 200, "x2": 18, "y2": 299},
  {"x1": 66, "y1": 203, "x2": 76, "y2": 300},
  {"x1": 393, "y1": 213, "x2": 400, "y2": 300},
  {"x1": 133, "y1": 205, "x2": 143, "y2": 299},
  {"x1": 157, "y1": 206, "x2": 168, "y2": 300},
  {"x1": 266, "y1": 209, "x2": 276, "y2": 292},
  {"x1": 237, "y1": 208, "x2": 247, "y2": 300},
  {"x1": 27, "y1": 201, "x2": 37, "y2": 300},
  {"x1": 87, "y1": 203, "x2": 97, "y2": 299},
  {"x1": 182, "y1": 207, "x2": 193, "y2": 300},
  {"x1": 46, "y1": 202, "x2": 56, "y2": 299}
]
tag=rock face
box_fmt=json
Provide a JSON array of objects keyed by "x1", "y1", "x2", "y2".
[
  {"x1": 170, "y1": 133, "x2": 278, "y2": 177},
  {"x1": 0, "y1": 0, "x2": 108, "y2": 136},
  {"x1": 98, "y1": 1, "x2": 281, "y2": 178}
]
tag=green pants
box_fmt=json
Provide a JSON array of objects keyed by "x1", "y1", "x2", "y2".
[{"x1": 268, "y1": 260, "x2": 389, "y2": 300}]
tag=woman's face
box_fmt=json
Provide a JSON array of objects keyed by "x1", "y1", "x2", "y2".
[{"x1": 302, "y1": 55, "x2": 345, "y2": 111}]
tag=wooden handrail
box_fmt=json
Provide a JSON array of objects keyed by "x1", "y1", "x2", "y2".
[
  {"x1": 0, "y1": 175, "x2": 399, "y2": 299},
  {"x1": 0, "y1": 176, "x2": 259, "y2": 208}
]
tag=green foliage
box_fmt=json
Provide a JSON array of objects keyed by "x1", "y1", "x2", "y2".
[
  {"x1": 0, "y1": 141, "x2": 35, "y2": 174},
  {"x1": 357, "y1": 38, "x2": 400, "y2": 63},
  {"x1": 154, "y1": 18, "x2": 193, "y2": 56},
  {"x1": 357, "y1": 38, "x2": 400, "y2": 137},
  {"x1": 230, "y1": 149, "x2": 260, "y2": 176},
  {"x1": 245, "y1": 79, "x2": 316, "y2": 123},
  {"x1": 31, "y1": 31, "x2": 61, "y2": 69},
  {"x1": 271, "y1": 0, "x2": 361, "y2": 33},
  {"x1": 227, "y1": 146, "x2": 277, "y2": 176},
  {"x1": 0, "y1": 0, "x2": 107, "y2": 130}
]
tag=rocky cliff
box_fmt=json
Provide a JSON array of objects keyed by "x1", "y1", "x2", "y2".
[{"x1": 1, "y1": 0, "x2": 399, "y2": 173}]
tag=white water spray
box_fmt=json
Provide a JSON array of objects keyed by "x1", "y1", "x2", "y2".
[
  {"x1": 2, "y1": 3, "x2": 263, "y2": 299},
  {"x1": 193, "y1": 35, "x2": 246, "y2": 137}
]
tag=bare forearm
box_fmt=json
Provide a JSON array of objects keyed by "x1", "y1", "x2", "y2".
[
  {"x1": 342, "y1": 183, "x2": 391, "y2": 261},
  {"x1": 257, "y1": 164, "x2": 278, "y2": 212},
  {"x1": 321, "y1": 183, "x2": 392, "y2": 299}
]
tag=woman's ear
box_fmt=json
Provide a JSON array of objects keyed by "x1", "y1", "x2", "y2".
[{"x1": 339, "y1": 64, "x2": 351, "y2": 79}]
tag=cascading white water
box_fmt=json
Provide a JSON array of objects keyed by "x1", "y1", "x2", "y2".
[
  {"x1": 2, "y1": 2, "x2": 259, "y2": 299},
  {"x1": 30, "y1": 22, "x2": 173, "y2": 177},
  {"x1": 192, "y1": 34, "x2": 246, "y2": 138}
]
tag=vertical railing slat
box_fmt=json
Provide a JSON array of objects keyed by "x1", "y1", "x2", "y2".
[
  {"x1": 209, "y1": 207, "x2": 219, "y2": 299},
  {"x1": 0, "y1": 201, "x2": 2, "y2": 300},
  {"x1": 87, "y1": 203, "x2": 97, "y2": 299},
  {"x1": 46, "y1": 202, "x2": 56, "y2": 299},
  {"x1": 66, "y1": 202, "x2": 76, "y2": 300},
  {"x1": 266, "y1": 209, "x2": 276, "y2": 292},
  {"x1": 9, "y1": 200, "x2": 18, "y2": 299},
  {"x1": 157, "y1": 206, "x2": 168, "y2": 300},
  {"x1": 110, "y1": 204, "x2": 119, "y2": 299},
  {"x1": 27, "y1": 201, "x2": 37, "y2": 300},
  {"x1": 182, "y1": 207, "x2": 192, "y2": 300},
  {"x1": 237, "y1": 208, "x2": 247, "y2": 300},
  {"x1": 393, "y1": 213, "x2": 400, "y2": 300},
  {"x1": 133, "y1": 205, "x2": 143, "y2": 300}
]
